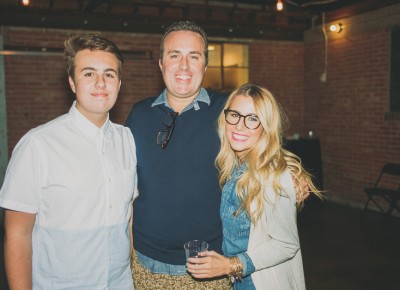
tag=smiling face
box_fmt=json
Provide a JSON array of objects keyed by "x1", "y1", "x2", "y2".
[
  {"x1": 68, "y1": 49, "x2": 121, "y2": 127},
  {"x1": 225, "y1": 95, "x2": 264, "y2": 157},
  {"x1": 159, "y1": 30, "x2": 207, "y2": 111}
]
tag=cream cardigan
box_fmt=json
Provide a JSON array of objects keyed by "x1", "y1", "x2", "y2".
[{"x1": 246, "y1": 169, "x2": 306, "y2": 290}]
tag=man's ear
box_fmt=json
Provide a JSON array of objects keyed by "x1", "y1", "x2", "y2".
[
  {"x1": 159, "y1": 59, "x2": 163, "y2": 72},
  {"x1": 68, "y1": 76, "x2": 76, "y2": 93}
]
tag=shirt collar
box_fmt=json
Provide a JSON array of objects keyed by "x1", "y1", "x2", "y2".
[
  {"x1": 151, "y1": 88, "x2": 210, "y2": 112},
  {"x1": 69, "y1": 101, "x2": 111, "y2": 138}
]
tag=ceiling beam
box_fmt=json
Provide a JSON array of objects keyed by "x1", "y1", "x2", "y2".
[{"x1": 0, "y1": 6, "x2": 304, "y2": 41}]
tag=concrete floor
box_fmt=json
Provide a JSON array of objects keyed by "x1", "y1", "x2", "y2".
[
  {"x1": 299, "y1": 201, "x2": 400, "y2": 290},
  {"x1": 1, "y1": 201, "x2": 400, "y2": 289}
]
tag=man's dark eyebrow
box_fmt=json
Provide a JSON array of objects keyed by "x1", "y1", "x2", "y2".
[
  {"x1": 80, "y1": 67, "x2": 118, "y2": 74},
  {"x1": 166, "y1": 50, "x2": 202, "y2": 55},
  {"x1": 167, "y1": 50, "x2": 180, "y2": 54},
  {"x1": 80, "y1": 67, "x2": 96, "y2": 72},
  {"x1": 189, "y1": 51, "x2": 202, "y2": 56},
  {"x1": 104, "y1": 68, "x2": 118, "y2": 74}
]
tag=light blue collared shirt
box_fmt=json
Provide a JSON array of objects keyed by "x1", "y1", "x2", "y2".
[{"x1": 151, "y1": 88, "x2": 210, "y2": 112}]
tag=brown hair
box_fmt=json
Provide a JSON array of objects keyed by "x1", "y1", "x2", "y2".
[
  {"x1": 159, "y1": 21, "x2": 208, "y2": 66},
  {"x1": 64, "y1": 34, "x2": 124, "y2": 79}
]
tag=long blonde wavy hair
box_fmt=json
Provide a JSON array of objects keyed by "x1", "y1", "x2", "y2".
[{"x1": 215, "y1": 83, "x2": 322, "y2": 224}]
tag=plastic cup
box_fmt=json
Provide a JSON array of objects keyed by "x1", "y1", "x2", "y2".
[{"x1": 184, "y1": 240, "x2": 209, "y2": 260}]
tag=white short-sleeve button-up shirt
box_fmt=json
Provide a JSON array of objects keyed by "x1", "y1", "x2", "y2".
[{"x1": 0, "y1": 102, "x2": 137, "y2": 289}]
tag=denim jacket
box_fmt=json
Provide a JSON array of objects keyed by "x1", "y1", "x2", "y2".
[{"x1": 220, "y1": 164, "x2": 256, "y2": 290}]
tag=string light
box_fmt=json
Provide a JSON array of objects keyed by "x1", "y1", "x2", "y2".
[
  {"x1": 22, "y1": 0, "x2": 30, "y2": 6},
  {"x1": 277, "y1": 0, "x2": 284, "y2": 11}
]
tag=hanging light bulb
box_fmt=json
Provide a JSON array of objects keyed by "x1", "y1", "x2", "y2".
[
  {"x1": 22, "y1": 0, "x2": 30, "y2": 6},
  {"x1": 277, "y1": 0, "x2": 283, "y2": 12}
]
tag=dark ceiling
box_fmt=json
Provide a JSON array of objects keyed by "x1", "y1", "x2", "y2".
[{"x1": 0, "y1": 0, "x2": 398, "y2": 41}]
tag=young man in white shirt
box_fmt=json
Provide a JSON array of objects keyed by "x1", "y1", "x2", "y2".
[{"x1": 0, "y1": 34, "x2": 137, "y2": 290}]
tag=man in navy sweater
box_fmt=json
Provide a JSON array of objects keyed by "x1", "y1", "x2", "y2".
[
  {"x1": 126, "y1": 21, "x2": 308, "y2": 290},
  {"x1": 126, "y1": 21, "x2": 232, "y2": 289}
]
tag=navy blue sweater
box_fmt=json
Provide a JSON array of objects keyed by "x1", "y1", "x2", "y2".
[{"x1": 126, "y1": 90, "x2": 227, "y2": 265}]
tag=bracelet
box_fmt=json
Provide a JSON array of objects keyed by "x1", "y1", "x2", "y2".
[{"x1": 228, "y1": 256, "x2": 243, "y2": 283}]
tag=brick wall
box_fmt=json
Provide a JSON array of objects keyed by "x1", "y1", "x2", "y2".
[
  {"x1": 2, "y1": 3, "x2": 400, "y2": 209},
  {"x1": 1, "y1": 27, "x2": 304, "y2": 153},
  {"x1": 2, "y1": 28, "x2": 164, "y2": 152},
  {"x1": 303, "y1": 4, "x2": 400, "y2": 207},
  {"x1": 250, "y1": 41, "x2": 304, "y2": 135}
]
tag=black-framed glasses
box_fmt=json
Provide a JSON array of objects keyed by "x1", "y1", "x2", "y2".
[
  {"x1": 157, "y1": 112, "x2": 178, "y2": 149},
  {"x1": 224, "y1": 109, "x2": 261, "y2": 130}
]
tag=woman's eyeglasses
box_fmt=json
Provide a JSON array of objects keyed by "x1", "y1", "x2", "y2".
[
  {"x1": 224, "y1": 109, "x2": 261, "y2": 130},
  {"x1": 157, "y1": 112, "x2": 178, "y2": 149}
]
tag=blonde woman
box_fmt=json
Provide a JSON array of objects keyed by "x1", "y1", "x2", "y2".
[{"x1": 187, "y1": 83, "x2": 321, "y2": 289}]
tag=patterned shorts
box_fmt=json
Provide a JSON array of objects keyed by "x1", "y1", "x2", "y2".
[{"x1": 131, "y1": 251, "x2": 232, "y2": 290}]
